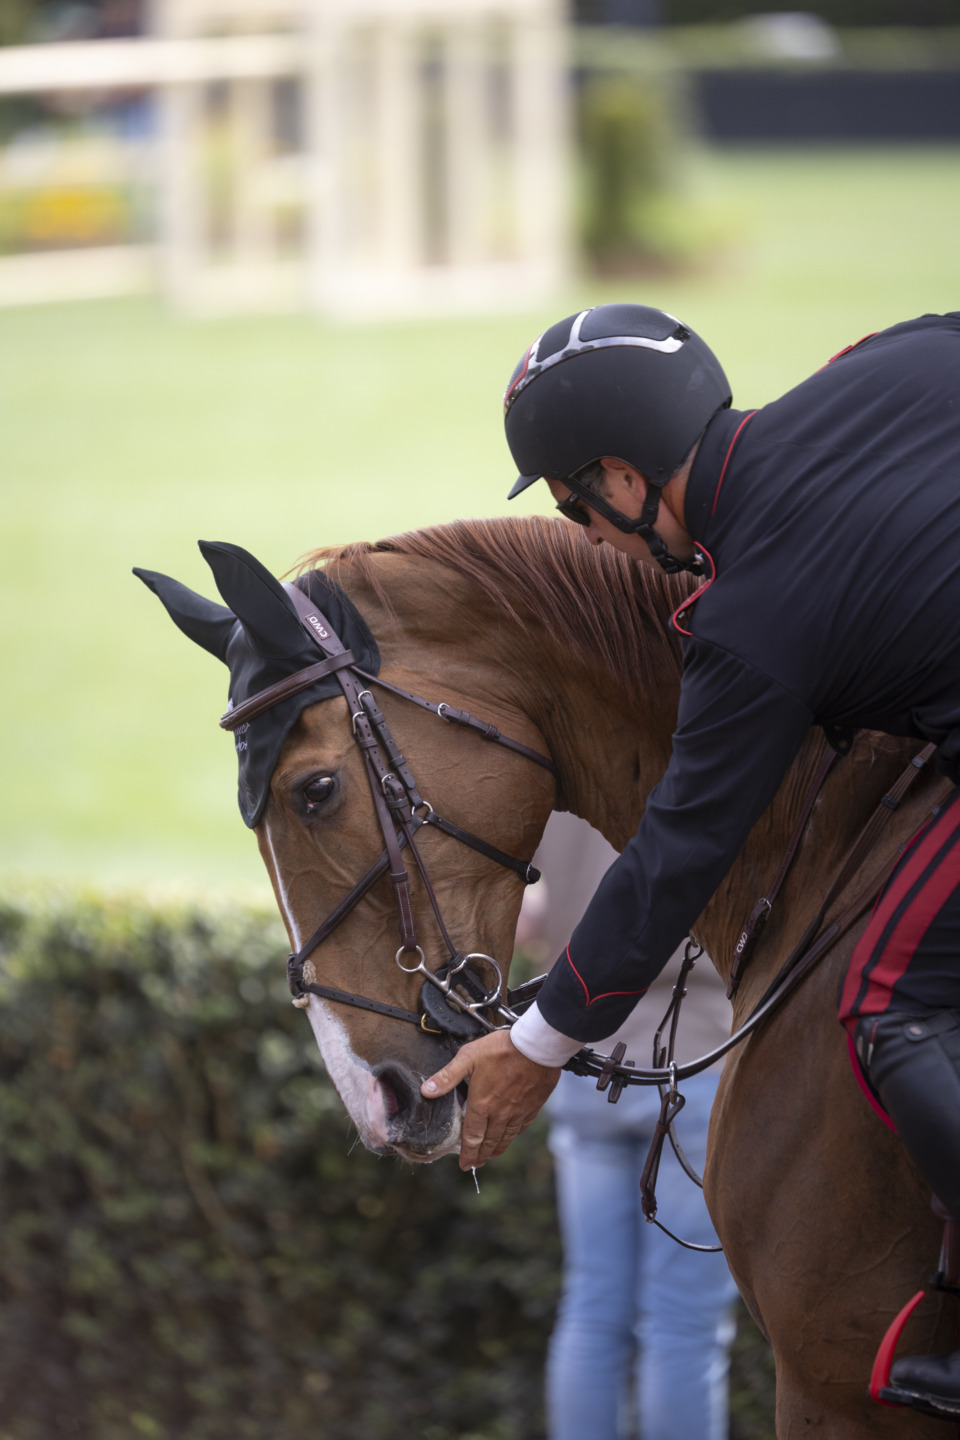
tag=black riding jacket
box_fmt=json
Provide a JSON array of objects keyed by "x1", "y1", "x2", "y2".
[{"x1": 536, "y1": 312, "x2": 960, "y2": 1043}]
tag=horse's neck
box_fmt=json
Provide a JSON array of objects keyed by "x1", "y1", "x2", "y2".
[{"x1": 527, "y1": 633, "x2": 681, "y2": 853}]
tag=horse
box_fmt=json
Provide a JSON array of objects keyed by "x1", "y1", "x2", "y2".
[{"x1": 142, "y1": 514, "x2": 958, "y2": 1438}]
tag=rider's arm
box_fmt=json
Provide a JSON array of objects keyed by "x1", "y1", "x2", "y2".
[{"x1": 512, "y1": 639, "x2": 815, "y2": 1055}]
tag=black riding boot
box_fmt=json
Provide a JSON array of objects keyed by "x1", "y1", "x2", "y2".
[{"x1": 856, "y1": 1009, "x2": 960, "y2": 1414}]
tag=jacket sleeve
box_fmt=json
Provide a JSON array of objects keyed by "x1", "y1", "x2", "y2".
[{"x1": 533, "y1": 640, "x2": 815, "y2": 1043}]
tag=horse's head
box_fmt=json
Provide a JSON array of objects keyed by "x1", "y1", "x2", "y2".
[{"x1": 136, "y1": 540, "x2": 556, "y2": 1162}]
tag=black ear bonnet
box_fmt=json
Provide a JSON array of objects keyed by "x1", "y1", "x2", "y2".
[{"x1": 134, "y1": 541, "x2": 380, "y2": 827}]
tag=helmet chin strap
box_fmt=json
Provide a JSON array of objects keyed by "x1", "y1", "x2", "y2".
[
  {"x1": 565, "y1": 476, "x2": 705, "y2": 577},
  {"x1": 629, "y1": 487, "x2": 705, "y2": 576}
]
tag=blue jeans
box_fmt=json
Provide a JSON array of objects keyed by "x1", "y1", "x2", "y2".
[{"x1": 546, "y1": 1072, "x2": 738, "y2": 1440}]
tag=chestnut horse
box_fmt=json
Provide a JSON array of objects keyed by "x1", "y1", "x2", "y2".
[{"x1": 151, "y1": 516, "x2": 957, "y2": 1438}]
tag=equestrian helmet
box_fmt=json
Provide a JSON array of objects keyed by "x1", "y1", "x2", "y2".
[{"x1": 503, "y1": 303, "x2": 732, "y2": 496}]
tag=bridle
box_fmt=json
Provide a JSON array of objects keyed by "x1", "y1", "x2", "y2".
[{"x1": 221, "y1": 579, "x2": 558, "y2": 1044}]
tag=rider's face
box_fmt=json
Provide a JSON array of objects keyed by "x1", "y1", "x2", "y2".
[
  {"x1": 547, "y1": 477, "x2": 648, "y2": 561},
  {"x1": 546, "y1": 468, "x2": 654, "y2": 565},
  {"x1": 548, "y1": 461, "x2": 697, "y2": 568}
]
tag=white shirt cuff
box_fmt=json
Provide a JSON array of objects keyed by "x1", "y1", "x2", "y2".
[{"x1": 509, "y1": 1003, "x2": 584, "y2": 1067}]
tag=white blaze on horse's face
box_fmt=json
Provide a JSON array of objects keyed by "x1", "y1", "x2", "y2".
[
  {"x1": 259, "y1": 803, "x2": 467, "y2": 1162},
  {"x1": 260, "y1": 818, "x2": 402, "y2": 1151},
  {"x1": 300, "y1": 989, "x2": 462, "y2": 1158}
]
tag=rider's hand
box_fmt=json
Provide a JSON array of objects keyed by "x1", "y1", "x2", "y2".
[{"x1": 420, "y1": 1027, "x2": 561, "y2": 1170}]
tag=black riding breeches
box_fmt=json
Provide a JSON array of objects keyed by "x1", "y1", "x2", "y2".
[{"x1": 852, "y1": 1009, "x2": 960, "y2": 1221}]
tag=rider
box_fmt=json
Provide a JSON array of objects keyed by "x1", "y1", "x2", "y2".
[{"x1": 419, "y1": 301, "x2": 960, "y2": 1415}]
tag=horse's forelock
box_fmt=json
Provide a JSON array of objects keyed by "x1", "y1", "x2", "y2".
[{"x1": 299, "y1": 516, "x2": 693, "y2": 700}]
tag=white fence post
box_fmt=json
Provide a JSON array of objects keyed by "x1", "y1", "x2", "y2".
[
  {"x1": 376, "y1": 18, "x2": 420, "y2": 277},
  {"x1": 0, "y1": 0, "x2": 569, "y2": 317},
  {"x1": 512, "y1": 5, "x2": 568, "y2": 294}
]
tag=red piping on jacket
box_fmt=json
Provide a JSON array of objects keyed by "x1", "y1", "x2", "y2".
[
  {"x1": 564, "y1": 944, "x2": 648, "y2": 1008},
  {"x1": 711, "y1": 411, "x2": 756, "y2": 516},
  {"x1": 671, "y1": 545, "x2": 716, "y2": 638},
  {"x1": 822, "y1": 333, "x2": 877, "y2": 370}
]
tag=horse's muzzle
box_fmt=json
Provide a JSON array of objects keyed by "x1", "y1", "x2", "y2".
[{"x1": 373, "y1": 1061, "x2": 461, "y2": 1161}]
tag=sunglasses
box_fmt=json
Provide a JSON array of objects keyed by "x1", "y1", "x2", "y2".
[
  {"x1": 554, "y1": 493, "x2": 593, "y2": 527},
  {"x1": 553, "y1": 475, "x2": 644, "y2": 536},
  {"x1": 553, "y1": 472, "x2": 707, "y2": 577}
]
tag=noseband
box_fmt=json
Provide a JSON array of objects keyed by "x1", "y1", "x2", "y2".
[{"x1": 220, "y1": 579, "x2": 558, "y2": 1043}]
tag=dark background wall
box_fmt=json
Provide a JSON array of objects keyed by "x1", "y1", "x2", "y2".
[
  {"x1": 574, "y1": 1, "x2": 960, "y2": 26},
  {"x1": 694, "y1": 69, "x2": 960, "y2": 141}
]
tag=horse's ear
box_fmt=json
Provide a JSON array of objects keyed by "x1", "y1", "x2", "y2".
[
  {"x1": 199, "y1": 540, "x2": 305, "y2": 659},
  {"x1": 133, "y1": 567, "x2": 236, "y2": 661}
]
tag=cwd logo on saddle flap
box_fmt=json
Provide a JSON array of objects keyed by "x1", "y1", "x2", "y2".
[{"x1": 306, "y1": 613, "x2": 330, "y2": 641}]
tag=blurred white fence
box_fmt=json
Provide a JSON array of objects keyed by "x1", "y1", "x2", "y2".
[{"x1": 0, "y1": 0, "x2": 568, "y2": 317}]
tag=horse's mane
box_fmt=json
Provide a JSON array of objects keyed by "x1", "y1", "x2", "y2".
[{"x1": 302, "y1": 515, "x2": 696, "y2": 700}]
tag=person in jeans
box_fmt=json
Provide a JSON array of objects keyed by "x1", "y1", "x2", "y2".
[{"x1": 518, "y1": 812, "x2": 738, "y2": 1440}]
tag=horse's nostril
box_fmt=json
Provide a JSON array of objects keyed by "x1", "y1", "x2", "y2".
[
  {"x1": 374, "y1": 1065, "x2": 414, "y2": 1121},
  {"x1": 372, "y1": 1062, "x2": 457, "y2": 1155},
  {"x1": 379, "y1": 1077, "x2": 401, "y2": 1120}
]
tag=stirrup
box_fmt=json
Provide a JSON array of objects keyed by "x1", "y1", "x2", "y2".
[
  {"x1": 869, "y1": 1206, "x2": 960, "y2": 1420},
  {"x1": 870, "y1": 1292, "x2": 960, "y2": 1421}
]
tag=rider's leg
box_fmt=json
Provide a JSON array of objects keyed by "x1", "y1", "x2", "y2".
[
  {"x1": 840, "y1": 782, "x2": 960, "y2": 1406},
  {"x1": 855, "y1": 1010, "x2": 960, "y2": 1219},
  {"x1": 854, "y1": 1008, "x2": 960, "y2": 1403}
]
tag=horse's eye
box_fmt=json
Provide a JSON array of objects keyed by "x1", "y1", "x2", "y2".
[{"x1": 302, "y1": 775, "x2": 336, "y2": 811}]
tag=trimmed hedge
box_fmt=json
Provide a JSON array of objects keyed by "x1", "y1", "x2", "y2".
[{"x1": 0, "y1": 893, "x2": 774, "y2": 1439}]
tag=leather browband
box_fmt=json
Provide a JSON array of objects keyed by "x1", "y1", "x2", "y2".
[{"x1": 219, "y1": 651, "x2": 357, "y2": 730}]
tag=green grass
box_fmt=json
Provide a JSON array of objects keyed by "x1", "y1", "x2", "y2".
[{"x1": 3, "y1": 146, "x2": 959, "y2": 893}]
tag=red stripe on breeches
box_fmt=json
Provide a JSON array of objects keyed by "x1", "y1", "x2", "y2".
[{"x1": 839, "y1": 791, "x2": 960, "y2": 1024}]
